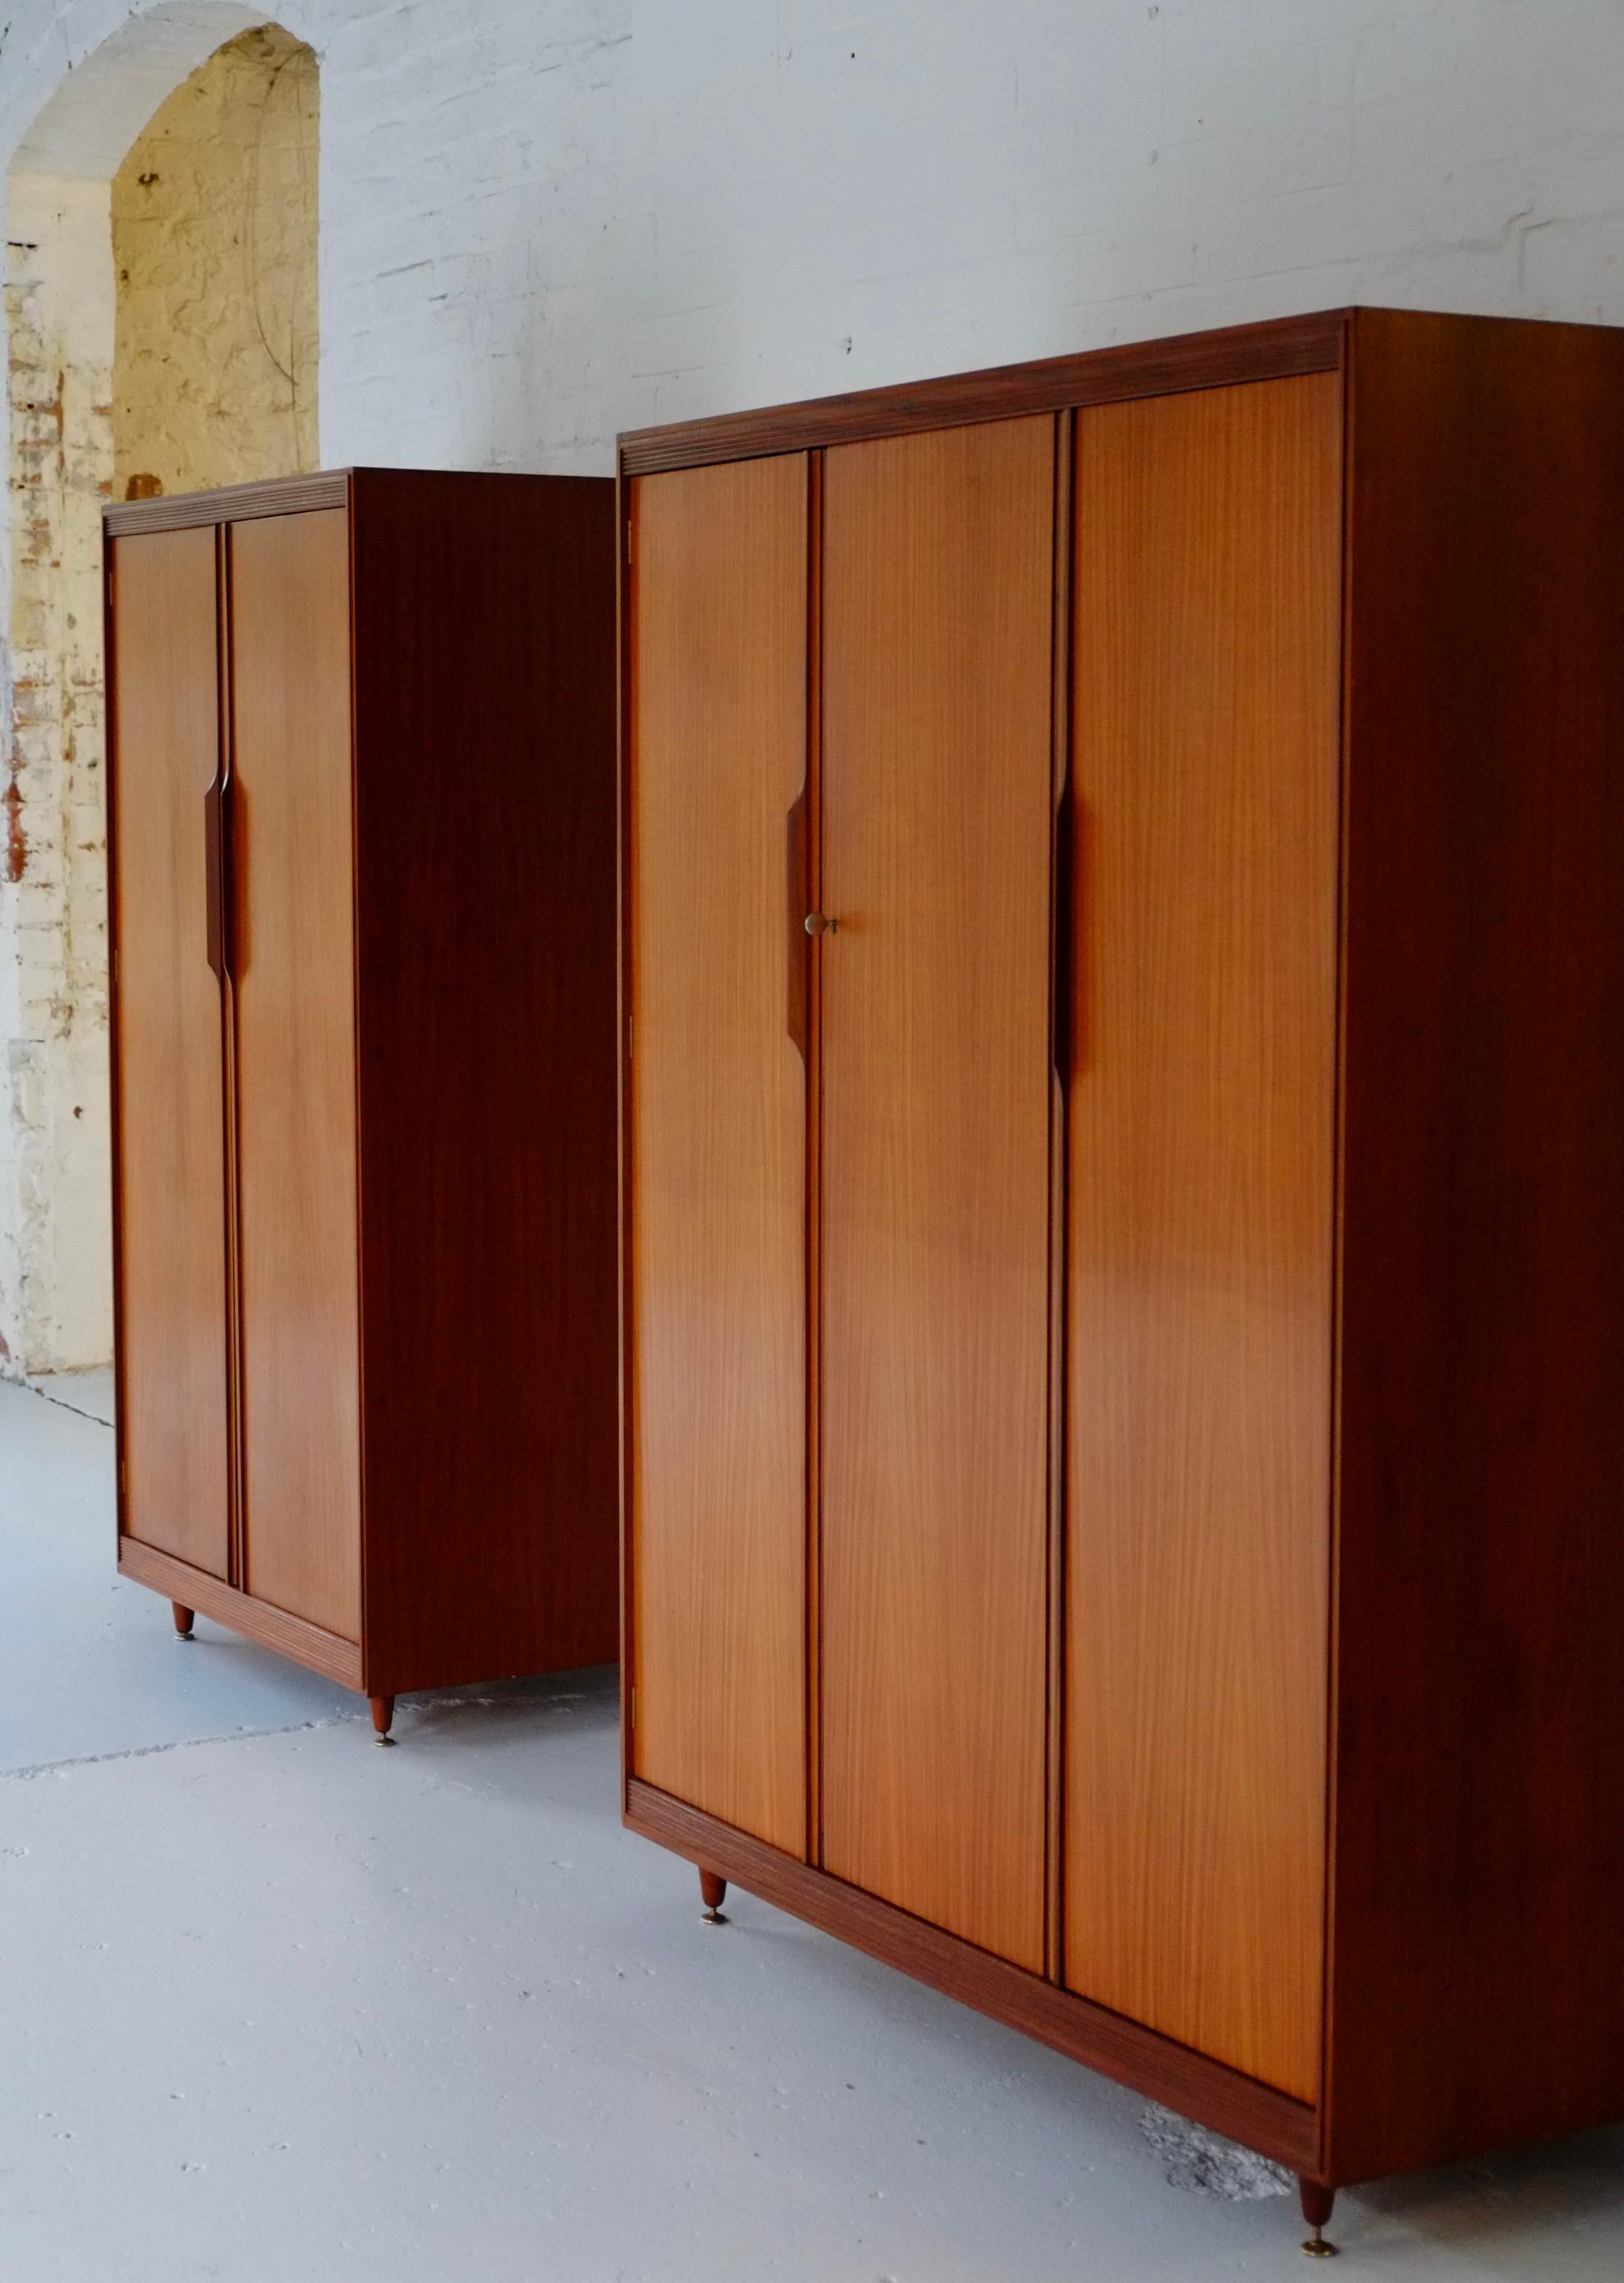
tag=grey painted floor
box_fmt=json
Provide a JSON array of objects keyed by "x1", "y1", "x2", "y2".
[
  {"x1": 26, "y1": 1365, "x2": 116, "y2": 1427},
  {"x1": 2, "y1": 1376, "x2": 1620, "y2": 2279}
]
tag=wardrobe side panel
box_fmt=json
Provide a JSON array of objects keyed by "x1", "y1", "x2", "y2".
[
  {"x1": 348, "y1": 471, "x2": 618, "y2": 1689},
  {"x1": 1065, "y1": 374, "x2": 1341, "y2": 2102},
  {"x1": 109, "y1": 526, "x2": 232, "y2": 1582},
  {"x1": 229, "y1": 508, "x2": 362, "y2": 1643},
  {"x1": 819, "y1": 417, "x2": 1054, "y2": 1972},
  {"x1": 628, "y1": 456, "x2": 809, "y2": 1858},
  {"x1": 1330, "y1": 309, "x2": 1624, "y2": 2181}
]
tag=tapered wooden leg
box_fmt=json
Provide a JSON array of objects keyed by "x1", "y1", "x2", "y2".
[
  {"x1": 699, "y1": 1869, "x2": 728, "y2": 1924},
  {"x1": 370, "y1": 1694, "x2": 396, "y2": 1746},
  {"x1": 1298, "y1": 2180, "x2": 1337, "y2": 2258},
  {"x1": 171, "y1": 1602, "x2": 195, "y2": 1640}
]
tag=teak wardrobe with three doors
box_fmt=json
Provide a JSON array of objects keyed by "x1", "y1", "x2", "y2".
[{"x1": 620, "y1": 307, "x2": 1624, "y2": 2226}]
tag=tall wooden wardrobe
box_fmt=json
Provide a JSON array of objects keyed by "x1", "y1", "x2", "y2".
[
  {"x1": 107, "y1": 469, "x2": 618, "y2": 1738},
  {"x1": 619, "y1": 310, "x2": 1624, "y2": 2241}
]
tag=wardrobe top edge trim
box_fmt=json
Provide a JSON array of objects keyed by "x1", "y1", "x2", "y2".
[
  {"x1": 105, "y1": 472, "x2": 351, "y2": 535},
  {"x1": 103, "y1": 466, "x2": 610, "y2": 538},
  {"x1": 618, "y1": 303, "x2": 1624, "y2": 475},
  {"x1": 619, "y1": 309, "x2": 1349, "y2": 475}
]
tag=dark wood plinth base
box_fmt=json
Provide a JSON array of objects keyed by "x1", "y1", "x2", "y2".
[
  {"x1": 626, "y1": 1777, "x2": 1320, "y2": 2172},
  {"x1": 125, "y1": 1544, "x2": 407, "y2": 1749},
  {"x1": 122, "y1": 1538, "x2": 363, "y2": 1687}
]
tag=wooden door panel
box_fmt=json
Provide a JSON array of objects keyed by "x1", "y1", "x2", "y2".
[
  {"x1": 819, "y1": 417, "x2": 1055, "y2": 1970},
  {"x1": 630, "y1": 455, "x2": 809, "y2": 1856},
  {"x1": 111, "y1": 527, "x2": 231, "y2": 1579},
  {"x1": 229, "y1": 509, "x2": 362, "y2": 1642},
  {"x1": 1065, "y1": 374, "x2": 1341, "y2": 2099}
]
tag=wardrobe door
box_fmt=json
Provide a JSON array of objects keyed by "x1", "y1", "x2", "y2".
[
  {"x1": 1065, "y1": 376, "x2": 1341, "y2": 2099},
  {"x1": 819, "y1": 418, "x2": 1055, "y2": 1970},
  {"x1": 110, "y1": 527, "x2": 232, "y2": 1579},
  {"x1": 229, "y1": 509, "x2": 362, "y2": 1642},
  {"x1": 629, "y1": 455, "x2": 809, "y2": 1856}
]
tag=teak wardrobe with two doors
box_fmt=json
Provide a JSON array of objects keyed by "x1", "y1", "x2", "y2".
[
  {"x1": 106, "y1": 469, "x2": 619, "y2": 1735},
  {"x1": 621, "y1": 307, "x2": 1624, "y2": 2233}
]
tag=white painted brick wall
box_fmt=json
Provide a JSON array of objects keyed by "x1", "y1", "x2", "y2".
[
  {"x1": 7, "y1": 0, "x2": 1624, "y2": 1365},
  {"x1": 277, "y1": 0, "x2": 1624, "y2": 469},
  {"x1": 4, "y1": 4, "x2": 1623, "y2": 478},
  {"x1": 329, "y1": 0, "x2": 1624, "y2": 463}
]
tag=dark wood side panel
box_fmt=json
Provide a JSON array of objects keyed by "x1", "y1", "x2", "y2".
[
  {"x1": 620, "y1": 310, "x2": 1347, "y2": 474},
  {"x1": 109, "y1": 527, "x2": 232, "y2": 1583},
  {"x1": 350, "y1": 470, "x2": 619, "y2": 1691},
  {"x1": 229, "y1": 508, "x2": 363, "y2": 1643},
  {"x1": 627, "y1": 1779, "x2": 1323, "y2": 2177},
  {"x1": 626, "y1": 457, "x2": 809, "y2": 1853},
  {"x1": 1065, "y1": 375, "x2": 1342, "y2": 2105},
  {"x1": 1328, "y1": 308, "x2": 1624, "y2": 2182},
  {"x1": 819, "y1": 418, "x2": 1055, "y2": 1971}
]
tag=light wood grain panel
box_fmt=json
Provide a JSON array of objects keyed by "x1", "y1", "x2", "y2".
[
  {"x1": 110, "y1": 526, "x2": 231, "y2": 1580},
  {"x1": 819, "y1": 417, "x2": 1055, "y2": 1970},
  {"x1": 1064, "y1": 374, "x2": 1341, "y2": 2100},
  {"x1": 229, "y1": 508, "x2": 361, "y2": 1641},
  {"x1": 629, "y1": 455, "x2": 808, "y2": 1855}
]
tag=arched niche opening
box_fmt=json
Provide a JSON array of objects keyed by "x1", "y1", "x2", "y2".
[{"x1": 1, "y1": 8, "x2": 318, "y2": 1382}]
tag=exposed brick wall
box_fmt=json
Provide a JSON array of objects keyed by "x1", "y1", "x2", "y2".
[
  {"x1": 2, "y1": 176, "x2": 114, "y2": 1374},
  {"x1": 1, "y1": 23, "x2": 318, "y2": 1375}
]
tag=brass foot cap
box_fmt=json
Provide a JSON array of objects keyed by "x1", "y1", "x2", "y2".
[
  {"x1": 374, "y1": 1732, "x2": 396, "y2": 1748},
  {"x1": 1301, "y1": 2236, "x2": 1338, "y2": 2260},
  {"x1": 701, "y1": 1907, "x2": 728, "y2": 1925}
]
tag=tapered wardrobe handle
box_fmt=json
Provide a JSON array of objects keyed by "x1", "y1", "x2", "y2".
[
  {"x1": 1052, "y1": 777, "x2": 1075, "y2": 1082},
  {"x1": 204, "y1": 771, "x2": 232, "y2": 981},
  {"x1": 787, "y1": 787, "x2": 811, "y2": 1058}
]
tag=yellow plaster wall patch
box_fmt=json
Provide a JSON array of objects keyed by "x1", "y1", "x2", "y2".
[{"x1": 111, "y1": 25, "x2": 318, "y2": 498}]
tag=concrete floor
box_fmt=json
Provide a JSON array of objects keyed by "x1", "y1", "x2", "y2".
[
  {"x1": 2, "y1": 1378, "x2": 1621, "y2": 2281},
  {"x1": 25, "y1": 1364, "x2": 116, "y2": 1426}
]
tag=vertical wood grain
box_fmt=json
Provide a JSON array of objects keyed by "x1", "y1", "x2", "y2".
[
  {"x1": 804, "y1": 449, "x2": 827, "y2": 1866},
  {"x1": 629, "y1": 455, "x2": 809, "y2": 1857},
  {"x1": 819, "y1": 417, "x2": 1055, "y2": 1971},
  {"x1": 1045, "y1": 409, "x2": 1074, "y2": 1985},
  {"x1": 1064, "y1": 374, "x2": 1342, "y2": 2101},
  {"x1": 109, "y1": 525, "x2": 232, "y2": 1581},
  {"x1": 229, "y1": 508, "x2": 362, "y2": 1642}
]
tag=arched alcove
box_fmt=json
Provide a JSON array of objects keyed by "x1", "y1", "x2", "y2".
[
  {"x1": 1, "y1": 5, "x2": 318, "y2": 1381},
  {"x1": 114, "y1": 23, "x2": 318, "y2": 496}
]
